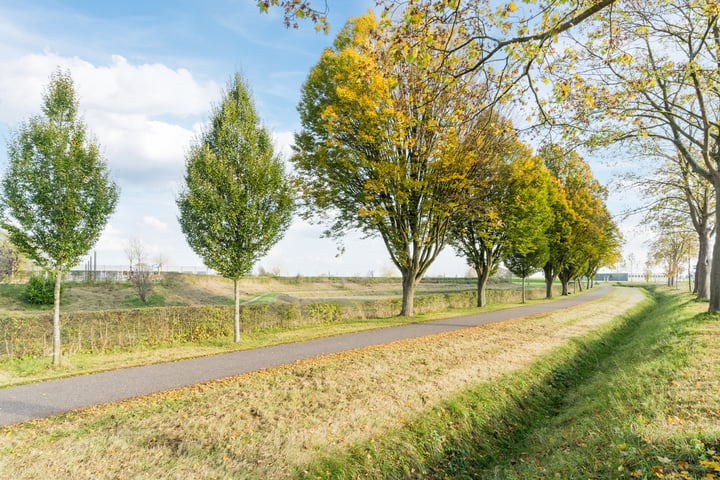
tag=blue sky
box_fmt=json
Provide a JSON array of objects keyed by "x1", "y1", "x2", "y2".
[{"x1": 0, "y1": 1, "x2": 646, "y2": 276}]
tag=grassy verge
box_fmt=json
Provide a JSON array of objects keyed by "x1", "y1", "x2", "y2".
[
  {"x1": 0, "y1": 287, "x2": 644, "y2": 479},
  {"x1": 0, "y1": 296, "x2": 552, "y2": 388},
  {"x1": 299, "y1": 287, "x2": 720, "y2": 479}
]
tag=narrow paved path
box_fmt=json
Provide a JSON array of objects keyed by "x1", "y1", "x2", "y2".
[{"x1": 0, "y1": 286, "x2": 612, "y2": 426}]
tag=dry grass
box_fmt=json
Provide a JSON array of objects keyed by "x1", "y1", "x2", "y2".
[
  {"x1": 0, "y1": 287, "x2": 644, "y2": 479},
  {"x1": 0, "y1": 275, "x2": 478, "y2": 312}
]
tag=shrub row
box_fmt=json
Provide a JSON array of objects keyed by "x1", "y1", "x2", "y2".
[{"x1": 0, "y1": 286, "x2": 557, "y2": 360}]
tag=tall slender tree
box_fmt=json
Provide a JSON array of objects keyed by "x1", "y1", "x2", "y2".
[
  {"x1": 177, "y1": 73, "x2": 293, "y2": 342},
  {"x1": 0, "y1": 70, "x2": 119, "y2": 365}
]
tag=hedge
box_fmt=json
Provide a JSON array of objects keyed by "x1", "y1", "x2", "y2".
[{"x1": 0, "y1": 286, "x2": 559, "y2": 360}]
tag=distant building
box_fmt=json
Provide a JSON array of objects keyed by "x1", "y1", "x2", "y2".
[{"x1": 594, "y1": 272, "x2": 629, "y2": 282}]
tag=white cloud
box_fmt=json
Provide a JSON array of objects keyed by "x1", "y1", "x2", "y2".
[
  {"x1": 89, "y1": 111, "x2": 193, "y2": 186},
  {"x1": 272, "y1": 130, "x2": 295, "y2": 159},
  {"x1": 143, "y1": 215, "x2": 169, "y2": 232},
  {"x1": 76, "y1": 55, "x2": 219, "y2": 117},
  {"x1": 0, "y1": 52, "x2": 220, "y2": 190},
  {"x1": 0, "y1": 52, "x2": 219, "y2": 122},
  {"x1": 93, "y1": 223, "x2": 127, "y2": 259}
]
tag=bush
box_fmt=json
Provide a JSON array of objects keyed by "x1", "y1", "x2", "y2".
[{"x1": 24, "y1": 275, "x2": 62, "y2": 305}]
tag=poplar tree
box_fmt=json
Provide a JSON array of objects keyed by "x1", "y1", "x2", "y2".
[
  {"x1": 177, "y1": 73, "x2": 293, "y2": 342},
  {"x1": 1, "y1": 70, "x2": 119, "y2": 365}
]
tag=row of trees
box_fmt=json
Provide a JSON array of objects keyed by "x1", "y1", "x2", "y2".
[
  {"x1": 266, "y1": 1, "x2": 720, "y2": 310},
  {"x1": 1, "y1": 1, "x2": 627, "y2": 365},
  {"x1": 0, "y1": 71, "x2": 294, "y2": 365},
  {"x1": 293, "y1": 12, "x2": 620, "y2": 314},
  {"x1": 540, "y1": 0, "x2": 720, "y2": 306}
]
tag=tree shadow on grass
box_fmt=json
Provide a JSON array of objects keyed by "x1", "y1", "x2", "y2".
[{"x1": 296, "y1": 287, "x2": 715, "y2": 479}]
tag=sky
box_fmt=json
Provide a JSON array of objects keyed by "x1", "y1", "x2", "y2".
[{"x1": 0, "y1": 0, "x2": 650, "y2": 277}]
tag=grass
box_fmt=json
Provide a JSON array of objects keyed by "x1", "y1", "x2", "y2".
[
  {"x1": 0, "y1": 294, "x2": 555, "y2": 387},
  {"x1": 300, "y1": 286, "x2": 720, "y2": 479},
  {"x1": 123, "y1": 294, "x2": 166, "y2": 307},
  {"x1": 0, "y1": 275, "x2": 479, "y2": 313},
  {"x1": 0, "y1": 286, "x2": 648, "y2": 479}
]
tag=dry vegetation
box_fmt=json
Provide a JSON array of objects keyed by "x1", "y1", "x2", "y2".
[
  {"x1": 0, "y1": 274, "x2": 479, "y2": 313},
  {"x1": 0, "y1": 287, "x2": 644, "y2": 479}
]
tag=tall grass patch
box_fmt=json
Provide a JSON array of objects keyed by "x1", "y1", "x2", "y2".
[{"x1": 0, "y1": 286, "x2": 558, "y2": 361}]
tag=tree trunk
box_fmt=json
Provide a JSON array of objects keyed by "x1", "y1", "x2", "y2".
[
  {"x1": 708, "y1": 214, "x2": 720, "y2": 309},
  {"x1": 400, "y1": 273, "x2": 416, "y2": 316},
  {"x1": 560, "y1": 278, "x2": 569, "y2": 296},
  {"x1": 52, "y1": 272, "x2": 62, "y2": 366},
  {"x1": 558, "y1": 269, "x2": 571, "y2": 296},
  {"x1": 696, "y1": 230, "x2": 711, "y2": 300},
  {"x1": 233, "y1": 278, "x2": 241, "y2": 342},
  {"x1": 521, "y1": 276, "x2": 526, "y2": 304},
  {"x1": 543, "y1": 264, "x2": 554, "y2": 299},
  {"x1": 475, "y1": 266, "x2": 490, "y2": 307}
]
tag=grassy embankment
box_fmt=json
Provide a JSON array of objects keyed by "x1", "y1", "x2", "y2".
[
  {"x1": 1, "y1": 286, "x2": 708, "y2": 479},
  {"x1": 0, "y1": 275, "x2": 548, "y2": 387},
  {"x1": 304, "y1": 286, "x2": 720, "y2": 479}
]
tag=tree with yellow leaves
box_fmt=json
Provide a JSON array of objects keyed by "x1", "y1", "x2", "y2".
[
  {"x1": 539, "y1": 144, "x2": 619, "y2": 297},
  {"x1": 294, "y1": 12, "x2": 485, "y2": 316},
  {"x1": 260, "y1": 0, "x2": 617, "y2": 104},
  {"x1": 550, "y1": 0, "x2": 720, "y2": 310},
  {"x1": 448, "y1": 112, "x2": 554, "y2": 307}
]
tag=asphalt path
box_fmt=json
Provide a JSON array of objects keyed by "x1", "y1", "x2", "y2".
[{"x1": 0, "y1": 286, "x2": 612, "y2": 427}]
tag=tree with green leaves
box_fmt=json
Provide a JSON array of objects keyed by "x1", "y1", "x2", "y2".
[
  {"x1": 0, "y1": 70, "x2": 119, "y2": 365},
  {"x1": 448, "y1": 114, "x2": 554, "y2": 307},
  {"x1": 294, "y1": 12, "x2": 484, "y2": 316},
  {"x1": 539, "y1": 144, "x2": 617, "y2": 297},
  {"x1": 177, "y1": 73, "x2": 293, "y2": 342},
  {"x1": 504, "y1": 245, "x2": 549, "y2": 304}
]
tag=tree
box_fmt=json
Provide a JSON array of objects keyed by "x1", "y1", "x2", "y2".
[
  {"x1": 448, "y1": 114, "x2": 554, "y2": 307},
  {"x1": 539, "y1": 144, "x2": 617, "y2": 297},
  {"x1": 0, "y1": 239, "x2": 21, "y2": 283},
  {"x1": 125, "y1": 238, "x2": 153, "y2": 303},
  {"x1": 0, "y1": 70, "x2": 119, "y2": 365},
  {"x1": 177, "y1": 73, "x2": 293, "y2": 342},
  {"x1": 581, "y1": 204, "x2": 622, "y2": 289},
  {"x1": 294, "y1": 12, "x2": 484, "y2": 316},
  {"x1": 551, "y1": 0, "x2": 720, "y2": 310},
  {"x1": 649, "y1": 227, "x2": 696, "y2": 289},
  {"x1": 631, "y1": 152, "x2": 714, "y2": 299},
  {"x1": 259, "y1": 0, "x2": 617, "y2": 94},
  {"x1": 257, "y1": 0, "x2": 330, "y2": 32},
  {"x1": 504, "y1": 246, "x2": 548, "y2": 304}
]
